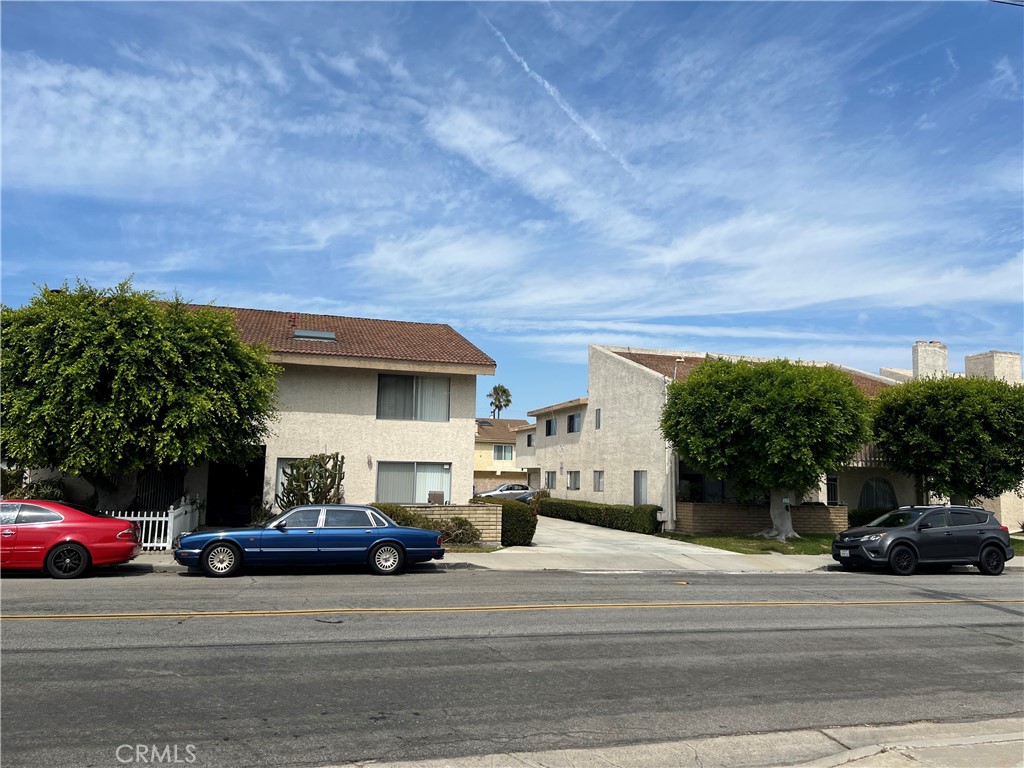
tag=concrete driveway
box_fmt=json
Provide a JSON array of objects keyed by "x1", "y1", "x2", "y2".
[{"x1": 444, "y1": 515, "x2": 836, "y2": 572}]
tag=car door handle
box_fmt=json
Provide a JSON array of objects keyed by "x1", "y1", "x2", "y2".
[
  {"x1": 944, "y1": 532, "x2": 953, "y2": 536},
  {"x1": 306, "y1": 530, "x2": 316, "y2": 534},
  {"x1": 1, "y1": 529, "x2": 14, "y2": 537},
  {"x1": 365, "y1": 530, "x2": 374, "y2": 534}
]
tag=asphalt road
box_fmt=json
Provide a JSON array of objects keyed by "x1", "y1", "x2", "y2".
[{"x1": 2, "y1": 567, "x2": 1022, "y2": 768}]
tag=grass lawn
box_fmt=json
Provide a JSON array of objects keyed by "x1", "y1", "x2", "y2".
[{"x1": 657, "y1": 531, "x2": 835, "y2": 555}]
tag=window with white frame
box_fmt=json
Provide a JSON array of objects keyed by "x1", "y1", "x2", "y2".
[
  {"x1": 567, "y1": 413, "x2": 581, "y2": 433},
  {"x1": 593, "y1": 470, "x2": 604, "y2": 492},
  {"x1": 544, "y1": 471, "x2": 557, "y2": 489},
  {"x1": 493, "y1": 444, "x2": 513, "y2": 461},
  {"x1": 595, "y1": 408, "x2": 602, "y2": 429},
  {"x1": 545, "y1": 418, "x2": 557, "y2": 436},
  {"x1": 376, "y1": 462, "x2": 451, "y2": 504},
  {"x1": 567, "y1": 471, "x2": 580, "y2": 490},
  {"x1": 376, "y1": 374, "x2": 450, "y2": 422}
]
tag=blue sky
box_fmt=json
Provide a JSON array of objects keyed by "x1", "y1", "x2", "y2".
[{"x1": 2, "y1": 2, "x2": 1022, "y2": 420}]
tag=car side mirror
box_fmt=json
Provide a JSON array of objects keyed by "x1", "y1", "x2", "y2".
[
  {"x1": 917, "y1": 523, "x2": 932, "y2": 531},
  {"x1": 275, "y1": 521, "x2": 288, "y2": 530}
]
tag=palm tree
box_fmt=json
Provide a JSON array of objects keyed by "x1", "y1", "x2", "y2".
[{"x1": 487, "y1": 384, "x2": 512, "y2": 419}]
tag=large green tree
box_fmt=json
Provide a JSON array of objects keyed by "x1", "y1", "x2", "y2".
[
  {"x1": 661, "y1": 358, "x2": 871, "y2": 540},
  {"x1": 1, "y1": 279, "x2": 279, "y2": 508},
  {"x1": 873, "y1": 376, "x2": 1024, "y2": 505}
]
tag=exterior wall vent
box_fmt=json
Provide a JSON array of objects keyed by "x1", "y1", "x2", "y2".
[{"x1": 293, "y1": 329, "x2": 337, "y2": 342}]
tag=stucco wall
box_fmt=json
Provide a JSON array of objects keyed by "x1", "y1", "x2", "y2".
[
  {"x1": 531, "y1": 346, "x2": 671, "y2": 512},
  {"x1": 263, "y1": 364, "x2": 478, "y2": 508},
  {"x1": 837, "y1": 467, "x2": 918, "y2": 510}
]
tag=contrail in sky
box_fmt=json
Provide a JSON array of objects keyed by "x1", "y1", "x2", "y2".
[{"x1": 482, "y1": 14, "x2": 638, "y2": 180}]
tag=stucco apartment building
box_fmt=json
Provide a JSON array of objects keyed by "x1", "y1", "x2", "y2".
[
  {"x1": 473, "y1": 418, "x2": 530, "y2": 495},
  {"x1": 516, "y1": 342, "x2": 1022, "y2": 531},
  {"x1": 164, "y1": 307, "x2": 495, "y2": 525}
]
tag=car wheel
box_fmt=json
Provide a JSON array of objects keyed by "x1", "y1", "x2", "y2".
[
  {"x1": 369, "y1": 543, "x2": 405, "y2": 575},
  {"x1": 978, "y1": 546, "x2": 1006, "y2": 576},
  {"x1": 45, "y1": 543, "x2": 90, "y2": 579},
  {"x1": 202, "y1": 543, "x2": 242, "y2": 577},
  {"x1": 888, "y1": 545, "x2": 917, "y2": 576}
]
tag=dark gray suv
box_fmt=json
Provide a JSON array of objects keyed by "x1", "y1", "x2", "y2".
[{"x1": 832, "y1": 505, "x2": 1015, "y2": 576}]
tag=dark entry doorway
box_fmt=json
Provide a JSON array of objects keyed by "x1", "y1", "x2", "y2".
[{"x1": 206, "y1": 448, "x2": 266, "y2": 528}]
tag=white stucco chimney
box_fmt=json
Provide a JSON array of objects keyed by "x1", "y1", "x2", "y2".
[
  {"x1": 912, "y1": 341, "x2": 947, "y2": 379},
  {"x1": 965, "y1": 350, "x2": 1023, "y2": 384}
]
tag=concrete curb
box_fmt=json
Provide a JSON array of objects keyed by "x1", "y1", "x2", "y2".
[{"x1": 797, "y1": 730, "x2": 1024, "y2": 767}]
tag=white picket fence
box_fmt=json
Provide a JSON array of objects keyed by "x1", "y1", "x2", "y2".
[{"x1": 105, "y1": 500, "x2": 200, "y2": 551}]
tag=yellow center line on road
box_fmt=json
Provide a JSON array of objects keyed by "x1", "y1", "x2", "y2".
[{"x1": 2, "y1": 598, "x2": 1021, "y2": 622}]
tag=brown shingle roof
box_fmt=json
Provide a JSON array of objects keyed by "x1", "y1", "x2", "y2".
[
  {"x1": 611, "y1": 349, "x2": 891, "y2": 397},
  {"x1": 475, "y1": 418, "x2": 530, "y2": 443},
  {"x1": 207, "y1": 305, "x2": 495, "y2": 368}
]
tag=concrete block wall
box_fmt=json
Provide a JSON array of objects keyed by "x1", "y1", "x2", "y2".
[
  {"x1": 674, "y1": 502, "x2": 849, "y2": 535},
  {"x1": 400, "y1": 503, "x2": 502, "y2": 545}
]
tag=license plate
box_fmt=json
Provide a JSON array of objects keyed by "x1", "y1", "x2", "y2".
[{"x1": 840, "y1": 550, "x2": 850, "y2": 557}]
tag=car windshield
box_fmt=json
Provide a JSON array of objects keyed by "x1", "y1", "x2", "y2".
[{"x1": 866, "y1": 509, "x2": 925, "y2": 528}]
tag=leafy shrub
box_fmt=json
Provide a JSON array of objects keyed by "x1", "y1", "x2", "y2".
[
  {"x1": 475, "y1": 496, "x2": 539, "y2": 546},
  {"x1": 437, "y1": 516, "x2": 482, "y2": 545},
  {"x1": 499, "y1": 499, "x2": 538, "y2": 546},
  {"x1": 371, "y1": 504, "x2": 481, "y2": 545},
  {"x1": 0, "y1": 467, "x2": 64, "y2": 501},
  {"x1": 538, "y1": 498, "x2": 661, "y2": 534}
]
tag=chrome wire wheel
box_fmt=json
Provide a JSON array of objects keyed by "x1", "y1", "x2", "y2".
[
  {"x1": 203, "y1": 544, "x2": 240, "y2": 577},
  {"x1": 370, "y1": 543, "x2": 403, "y2": 575},
  {"x1": 46, "y1": 543, "x2": 88, "y2": 579}
]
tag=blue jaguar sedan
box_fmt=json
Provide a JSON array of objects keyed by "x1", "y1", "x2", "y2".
[{"x1": 173, "y1": 504, "x2": 445, "y2": 577}]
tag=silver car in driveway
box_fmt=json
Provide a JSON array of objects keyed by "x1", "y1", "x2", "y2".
[{"x1": 477, "y1": 483, "x2": 537, "y2": 500}]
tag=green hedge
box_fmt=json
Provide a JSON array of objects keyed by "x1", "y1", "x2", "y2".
[
  {"x1": 473, "y1": 497, "x2": 538, "y2": 546},
  {"x1": 371, "y1": 503, "x2": 481, "y2": 545},
  {"x1": 537, "y1": 497, "x2": 662, "y2": 534}
]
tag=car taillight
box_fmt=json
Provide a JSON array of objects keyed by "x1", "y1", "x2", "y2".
[
  {"x1": 117, "y1": 525, "x2": 139, "y2": 542},
  {"x1": 437, "y1": 536, "x2": 444, "y2": 547},
  {"x1": 1000, "y1": 525, "x2": 1009, "y2": 533}
]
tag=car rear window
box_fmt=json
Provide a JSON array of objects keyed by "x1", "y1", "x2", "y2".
[{"x1": 950, "y1": 510, "x2": 989, "y2": 526}]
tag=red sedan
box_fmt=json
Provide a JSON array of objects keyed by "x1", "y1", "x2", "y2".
[{"x1": 0, "y1": 499, "x2": 142, "y2": 578}]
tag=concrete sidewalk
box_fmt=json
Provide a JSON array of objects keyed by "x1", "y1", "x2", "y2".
[
  {"x1": 322, "y1": 717, "x2": 1024, "y2": 767},
  {"x1": 132, "y1": 516, "x2": 1022, "y2": 574}
]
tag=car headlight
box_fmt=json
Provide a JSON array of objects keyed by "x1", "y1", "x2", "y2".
[{"x1": 861, "y1": 533, "x2": 883, "y2": 542}]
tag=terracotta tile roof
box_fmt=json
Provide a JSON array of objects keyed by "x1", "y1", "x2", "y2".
[
  {"x1": 610, "y1": 349, "x2": 891, "y2": 397},
  {"x1": 205, "y1": 305, "x2": 495, "y2": 368},
  {"x1": 475, "y1": 418, "x2": 530, "y2": 443}
]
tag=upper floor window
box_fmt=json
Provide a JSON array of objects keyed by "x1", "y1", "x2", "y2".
[
  {"x1": 595, "y1": 409, "x2": 602, "y2": 429},
  {"x1": 377, "y1": 374, "x2": 450, "y2": 422},
  {"x1": 545, "y1": 418, "x2": 557, "y2": 437},
  {"x1": 526, "y1": 433, "x2": 535, "y2": 447},
  {"x1": 493, "y1": 444, "x2": 513, "y2": 461},
  {"x1": 567, "y1": 413, "x2": 581, "y2": 433}
]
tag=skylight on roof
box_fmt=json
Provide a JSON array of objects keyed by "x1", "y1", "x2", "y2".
[{"x1": 293, "y1": 329, "x2": 336, "y2": 342}]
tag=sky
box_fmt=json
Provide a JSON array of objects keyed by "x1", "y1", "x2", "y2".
[{"x1": 2, "y1": 1, "x2": 1022, "y2": 421}]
